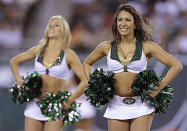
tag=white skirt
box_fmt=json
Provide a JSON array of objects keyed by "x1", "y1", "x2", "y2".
[
  {"x1": 24, "y1": 98, "x2": 48, "y2": 121},
  {"x1": 69, "y1": 86, "x2": 96, "y2": 120},
  {"x1": 76, "y1": 95, "x2": 96, "y2": 120},
  {"x1": 103, "y1": 95, "x2": 155, "y2": 120}
]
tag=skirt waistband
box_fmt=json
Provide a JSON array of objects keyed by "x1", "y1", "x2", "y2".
[{"x1": 111, "y1": 95, "x2": 143, "y2": 107}]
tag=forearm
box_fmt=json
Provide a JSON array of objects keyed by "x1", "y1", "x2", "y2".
[
  {"x1": 158, "y1": 63, "x2": 183, "y2": 90},
  {"x1": 83, "y1": 62, "x2": 92, "y2": 80},
  {"x1": 69, "y1": 79, "x2": 88, "y2": 101},
  {"x1": 9, "y1": 58, "x2": 22, "y2": 81}
]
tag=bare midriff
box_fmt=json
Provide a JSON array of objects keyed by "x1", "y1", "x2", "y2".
[
  {"x1": 38, "y1": 75, "x2": 66, "y2": 99},
  {"x1": 114, "y1": 72, "x2": 138, "y2": 97}
]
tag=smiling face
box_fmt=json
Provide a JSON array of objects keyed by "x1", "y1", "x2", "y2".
[
  {"x1": 117, "y1": 10, "x2": 135, "y2": 37},
  {"x1": 48, "y1": 19, "x2": 61, "y2": 38}
]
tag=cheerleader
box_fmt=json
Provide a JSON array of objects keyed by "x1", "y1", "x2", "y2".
[
  {"x1": 10, "y1": 15, "x2": 87, "y2": 131},
  {"x1": 83, "y1": 4, "x2": 183, "y2": 131}
]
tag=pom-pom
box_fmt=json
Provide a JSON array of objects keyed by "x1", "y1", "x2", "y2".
[
  {"x1": 37, "y1": 91, "x2": 81, "y2": 125},
  {"x1": 84, "y1": 68, "x2": 115, "y2": 108},
  {"x1": 131, "y1": 70, "x2": 174, "y2": 114},
  {"x1": 9, "y1": 72, "x2": 42, "y2": 104}
]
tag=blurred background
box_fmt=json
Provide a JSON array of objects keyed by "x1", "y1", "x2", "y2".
[{"x1": 0, "y1": 0, "x2": 187, "y2": 130}]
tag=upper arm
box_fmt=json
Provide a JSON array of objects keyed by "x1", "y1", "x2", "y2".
[
  {"x1": 143, "y1": 41, "x2": 181, "y2": 67},
  {"x1": 84, "y1": 41, "x2": 111, "y2": 66},
  {"x1": 66, "y1": 49, "x2": 85, "y2": 80},
  {"x1": 10, "y1": 45, "x2": 41, "y2": 64}
]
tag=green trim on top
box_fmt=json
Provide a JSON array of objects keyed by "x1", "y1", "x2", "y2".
[
  {"x1": 110, "y1": 41, "x2": 142, "y2": 64},
  {"x1": 37, "y1": 48, "x2": 64, "y2": 67}
]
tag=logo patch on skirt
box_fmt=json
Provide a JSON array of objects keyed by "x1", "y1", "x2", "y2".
[{"x1": 123, "y1": 97, "x2": 136, "y2": 104}]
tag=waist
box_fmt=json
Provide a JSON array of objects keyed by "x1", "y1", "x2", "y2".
[
  {"x1": 114, "y1": 72, "x2": 137, "y2": 96},
  {"x1": 111, "y1": 95, "x2": 142, "y2": 106},
  {"x1": 39, "y1": 88, "x2": 67, "y2": 99},
  {"x1": 39, "y1": 79, "x2": 66, "y2": 98}
]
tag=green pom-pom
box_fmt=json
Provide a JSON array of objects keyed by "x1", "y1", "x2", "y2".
[
  {"x1": 9, "y1": 71, "x2": 42, "y2": 104},
  {"x1": 131, "y1": 70, "x2": 174, "y2": 114},
  {"x1": 84, "y1": 68, "x2": 115, "y2": 109},
  {"x1": 37, "y1": 91, "x2": 81, "y2": 125}
]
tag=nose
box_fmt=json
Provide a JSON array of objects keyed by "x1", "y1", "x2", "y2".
[
  {"x1": 120, "y1": 20, "x2": 127, "y2": 26},
  {"x1": 49, "y1": 25, "x2": 55, "y2": 29}
]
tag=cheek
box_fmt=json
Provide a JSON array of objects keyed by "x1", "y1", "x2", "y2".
[
  {"x1": 129, "y1": 22, "x2": 135, "y2": 30},
  {"x1": 56, "y1": 28, "x2": 61, "y2": 34},
  {"x1": 117, "y1": 22, "x2": 121, "y2": 30}
]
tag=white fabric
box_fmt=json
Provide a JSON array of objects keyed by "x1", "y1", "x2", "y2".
[
  {"x1": 107, "y1": 49, "x2": 147, "y2": 74},
  {"x1": 69, "y1": 86, "x2": 96, "y2": 120},
  {"x1": 34, "y1": 52, "x2": 71, "y2": 80},
  {"x1": 76, "y1": 97, "x2": 96, "y2": 119},
  {"x1": 104, "y1": 95, "x2": 154, "y2": 120},
  {"x1": 24, "y1": 98, "x2": 48, "y2": 121}
]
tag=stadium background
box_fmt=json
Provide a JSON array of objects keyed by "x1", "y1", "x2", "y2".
[{"x1": 0, "y1": 0, "x2": 187, "y2": 130}]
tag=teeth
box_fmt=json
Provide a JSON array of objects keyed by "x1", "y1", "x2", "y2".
[
  {"x1": 120, "y1": 27, "x2": 128, "y2": 31},
  {"x1": 49, "y1": 30, "x2": 54, "y2": 33},
  {"x1": 121, "y1": 28, "x2": 127, "y2": 31}
]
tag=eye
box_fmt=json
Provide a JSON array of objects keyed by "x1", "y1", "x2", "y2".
[
  {"x1": 126, "y1": 18, "x2": 131, "y2": 21},
  {"x1": 117, "y1": 17, "x2": 123, "y2": 21},
  {"x1": 55, "y1": 24, "x2": 59, "y2": 27}
]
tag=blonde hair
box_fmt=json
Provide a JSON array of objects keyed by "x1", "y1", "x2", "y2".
[{"x1": 39, "y1": 15, "x2": 72, "y2": 51}]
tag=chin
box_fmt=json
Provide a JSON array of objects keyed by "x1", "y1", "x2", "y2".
[
  {"x1": 119, "y1": 32, "x2": 129, "y2": 36},
  {"x1": 48, "y1": 34, "x2": 56, "y2": 38},
  {"x1": 48, "y1": 36, "x2": 53, "y2": 38}
]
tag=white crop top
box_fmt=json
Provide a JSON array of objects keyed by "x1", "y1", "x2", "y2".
[
  {"x1": 34, "y1": 50, "x2": 70, "y2": 80},
  {"x1": 107, "y1": 42, "x2": 147, "y2": 73}
]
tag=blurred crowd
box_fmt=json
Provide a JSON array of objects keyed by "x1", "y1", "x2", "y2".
[
  {"x1": 70, "y1": 0, "x2": 187, "y2": 54},
  {"x1": 0, "y1": 0, "x2": 187, "y2": 54},
  {"x1": 0, "y1": 0, "x2": 40, "y2": 49}
]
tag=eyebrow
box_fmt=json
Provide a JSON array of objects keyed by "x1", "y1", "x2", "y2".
[{"x1": 117, "y1": 16, "x2": 132, "y2": 19}]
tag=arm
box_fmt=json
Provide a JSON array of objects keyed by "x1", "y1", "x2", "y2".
[
  {"x1": 143, "y1": 41, "x2": 183, "y2": 97},
  {"x1": 65, "y1": 49, "x2": 88, "y2": 103},
  {"x1": 9, "y1": 45, "x2": 40, "y2": 86},
  {"x1": 83, "y1": 41, "x2": 111, "y2": 80}
]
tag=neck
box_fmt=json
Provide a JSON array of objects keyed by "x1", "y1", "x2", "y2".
[
  {"x1": 47, "y1": 38, "x2": 62, "y2": 50},
  {"x1": 120, "y1": 33, "x2": 135, "y2": 44}
]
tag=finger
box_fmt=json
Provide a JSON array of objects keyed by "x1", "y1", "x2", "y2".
[
  {"x1": 62, "y1": 102, "x2": 69, "y2": 109},
  {"x1": 62, "y1": 101, "x2": 67, "y2": 107}
]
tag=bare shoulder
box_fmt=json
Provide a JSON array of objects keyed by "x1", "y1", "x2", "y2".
[
  {"x1": 21, "y1": 44, "x2": 42, "y2": 57},
  {"x1": 65, "y1": 48, "x2": 79, "y2": 62},
  {"x1": 10, "y1": 44, "x2": 42, "y2": 62},
  {"x1": 32, "y1": 44, "x2": 43, "y2": 55},
  {"x1": 65, "y1": 48, "x2": 77, "y2": 57},
  {"x1": 65, "y1": 48, "x2": 82, "y2": 68},
  {"x1": 142, "y1": 41, "x2": 162, "y2": 55},
  {"x1": 95, "y1": 41, "x2": 111, "y2": 55}
]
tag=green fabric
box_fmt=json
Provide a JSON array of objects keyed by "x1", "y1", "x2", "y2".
[
  {"x1": 110, "y1": 41, "x2": 142, "y2": 64},
  {"x1": 37, "y1": 48, "x2": 64, "y2": 67}
]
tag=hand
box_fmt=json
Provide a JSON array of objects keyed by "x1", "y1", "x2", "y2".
[
  {"x1": 16, "y1": 77, "x2": 23, "y2": 90},
  {"x1": 63, "y1": 97, "x2": 74, "y2": 110},
  {"x1": 148, "y1": 89, "x2": 160, "y2": 98},
  {"x1": 148, "y1": 80, "x2": 167, "y2": 98}
]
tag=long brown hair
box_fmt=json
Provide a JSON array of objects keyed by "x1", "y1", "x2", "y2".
[{"x1": 111, "y1": 4, "x2": 152, "y2": 45}]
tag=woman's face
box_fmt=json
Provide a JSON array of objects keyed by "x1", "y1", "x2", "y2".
[
  {"x1": 117, "y1": 10, "x2": 135, "y2": 36},
  {"x1": 48, "y1": 19, "x2": 61, "y2": 38}
]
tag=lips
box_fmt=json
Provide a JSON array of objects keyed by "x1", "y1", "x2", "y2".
[
  {"x1": 119, "y1": 27, "x2": 128, "y2": 32},
  {"x1": 49, "y1": 30, "x2": 55, "y2": 33}
]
